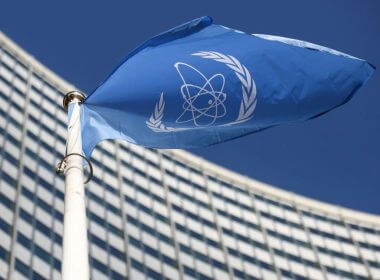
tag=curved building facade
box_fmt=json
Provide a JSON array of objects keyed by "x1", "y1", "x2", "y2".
[{"x1": 0, "y1": 31, "x2": 380, "y2": 280}]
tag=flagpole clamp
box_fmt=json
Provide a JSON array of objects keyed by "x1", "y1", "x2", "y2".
[
  {"x1": 56, "y1": 153, "x2": 93, "y2": 184},
  {"x1": 63, "y1": 90, "x2": 85, "y2": 111}
]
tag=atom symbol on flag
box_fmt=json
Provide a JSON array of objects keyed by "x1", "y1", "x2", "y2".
[{"x1": 174, "y1": 62, "x2": 227, "y2": 126}]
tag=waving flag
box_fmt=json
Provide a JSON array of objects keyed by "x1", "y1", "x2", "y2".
[{"x1": 81, "y1": 16, "x2": 375, "y2": 158}]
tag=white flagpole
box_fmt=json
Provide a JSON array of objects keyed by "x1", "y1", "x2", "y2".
[{"x1": 61, "y1": 91, "x2": 89, "y2": 280}]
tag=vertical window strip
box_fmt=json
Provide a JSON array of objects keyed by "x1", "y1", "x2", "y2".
[{"x1": 2, "y1": 51, "x2": 33, "y2": 280}]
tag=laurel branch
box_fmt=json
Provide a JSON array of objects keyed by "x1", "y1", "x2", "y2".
[
  {"x1": 193, "y1": 51, "x2": 257, "y2": 123},
  {"x1": 146, "y1": 51, "x2": 257, "y2": 132},
  {"x1": 146, "y1": 92, "x2": 166, "y2": 131}
]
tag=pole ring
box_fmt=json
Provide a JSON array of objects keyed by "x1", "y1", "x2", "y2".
[
  {"x1": 56, "y1": 153, "x2": 93, "y2": 184},
  {"x1": 63, "y1": 91, "x2": 85, "y2": 111}
]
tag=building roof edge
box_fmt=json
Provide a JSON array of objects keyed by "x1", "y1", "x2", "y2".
[{"x1": 0, "y1": 30, "x2": 75, "y2": 93}]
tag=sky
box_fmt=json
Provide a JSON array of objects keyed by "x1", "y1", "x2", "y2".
[{"x1": 0, "y1": 1, "x2": 379, "y2": 214}]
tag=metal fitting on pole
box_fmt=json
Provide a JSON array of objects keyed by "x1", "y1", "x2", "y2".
[{"x1": 63, "y1": 90, "x2": 85, "y2": 111}]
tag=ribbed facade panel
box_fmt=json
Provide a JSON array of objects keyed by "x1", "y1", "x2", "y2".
[{"x1": 0, "y1": 31, "x2": 380, "y2": 280}]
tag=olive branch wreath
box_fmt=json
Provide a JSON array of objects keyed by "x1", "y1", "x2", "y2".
[{"x1": 146, "y1": 51, "x2": 257, "y2": 132}]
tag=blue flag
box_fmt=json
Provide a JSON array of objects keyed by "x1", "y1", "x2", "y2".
[{"x1": 81, "y1": 16, "x2": 375, "y2": 158}]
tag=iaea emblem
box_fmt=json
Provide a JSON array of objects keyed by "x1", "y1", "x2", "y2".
[{"x1": 146, "y1": 51, "x2": 257, "y2": 132}]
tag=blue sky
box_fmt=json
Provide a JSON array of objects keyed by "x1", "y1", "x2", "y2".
[{"x1": 0, "y1": 1, "x2": 379, "y2": 214}]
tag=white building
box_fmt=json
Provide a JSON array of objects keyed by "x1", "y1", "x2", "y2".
[{"x1": 0, "y1": 30, "x2": 380, "y2": 280}]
